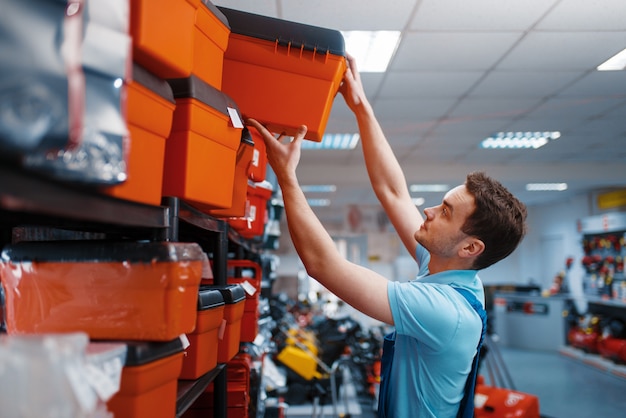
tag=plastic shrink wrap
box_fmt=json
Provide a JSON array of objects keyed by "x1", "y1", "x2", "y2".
[{"x1": 0, "y1": 332, "x2": 126, "y2": 418}]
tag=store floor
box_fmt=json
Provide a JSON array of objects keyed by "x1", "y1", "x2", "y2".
[
  {"x1": 283, "y1": 344, "x2": 626, "y2": 418},
  {"x1": 499, "y1": 345, "x2": 626, "y2": 418}
]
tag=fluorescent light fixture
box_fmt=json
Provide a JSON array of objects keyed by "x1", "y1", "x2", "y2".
[
  {"x1": 412, "y1": 197, "x2": 425, "y2": 207},
  {"x1": 301, "y1": 185, "x2": 337, "y2": 193},
  {"x1": 526, "y1": 183, "x2": 568, "y2": 191},
  {"x1": 480, "y1": 131, "x2": 561, "y2": 149},
  {"x1": 597, "y1": 48, "x2": 626, "y2": 71},
  {"x1": 307, "y1": 198, "x2": 331, "y2": 207},
  {"x1": 341, "y1": 31, "x2": 401, "y2": 73},
  {"x1": 301, "y1": 133, "x2": 360, "y2": 150},
  {"x1": 409, "y1": 184, "x2": 449, "y2": 192}
]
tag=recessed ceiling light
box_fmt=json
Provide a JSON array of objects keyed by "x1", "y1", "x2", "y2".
[
  {"x1": 412, "y1": 197, "x2": 425, "y2": 207},
  {"x1": 409, "y1": 184, "x2": 450, "y2": 192},
  {"x1": 341, "y1": 31, "x2": 401, "y2": 73},
  {"x1": 526, "y1": 183, "x2": 568, "y2": 191},
  {"x1": 480, "y1": 131, "x2": 561, "y2": 149},
  {"x1": 597, "y1": 48, "x2": 626, "y2": 71},
  {"x1": 301, "y1": 185, "x2": 337, "y2": 193},
  {"x1": 302, "y1": 133, "x2": 360, "y2": 150},
  {"x1": 307, "y1": 198, "x2": 331, "y2": 207}
]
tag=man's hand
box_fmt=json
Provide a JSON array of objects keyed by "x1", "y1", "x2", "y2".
[
  {"x1": 338, "y1": 54, "x2": 369, "y2": 112},
  {"x1": 246, "y1": 119, "x2": 307, "y2": 183}
]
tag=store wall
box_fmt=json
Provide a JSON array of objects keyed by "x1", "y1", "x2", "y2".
[{"x1": 274, "y1": 192, "x2": 601, "y2": 300}]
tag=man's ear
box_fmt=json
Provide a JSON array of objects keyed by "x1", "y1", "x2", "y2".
[{"x1": 459, "y1": 238, "x2": 485, "y2": 259}]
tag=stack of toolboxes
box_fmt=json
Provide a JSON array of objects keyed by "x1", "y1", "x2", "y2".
[{"x1": 0, "y1": 1, "x2": 347, "y2": 416}]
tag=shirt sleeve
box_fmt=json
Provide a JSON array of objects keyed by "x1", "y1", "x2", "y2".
[{"x1": 388, "y1": 281, "x2": 461, "y2": 351}]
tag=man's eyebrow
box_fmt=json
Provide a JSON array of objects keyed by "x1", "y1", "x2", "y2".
[{"x1": 442, "y1": 199, "x2": 454, "y2": 214}]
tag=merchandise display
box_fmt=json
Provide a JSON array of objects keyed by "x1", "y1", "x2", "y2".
[{"x1": 3, "y1": 2, "x2": 624, "y2": 418}]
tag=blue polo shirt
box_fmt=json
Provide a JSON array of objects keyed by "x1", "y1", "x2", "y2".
[{"x1": 385, "y1": 245, "x2": 485, "y2": 418}]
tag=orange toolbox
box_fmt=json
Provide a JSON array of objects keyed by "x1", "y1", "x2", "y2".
[
  {"x1": 202, "y1": 284, "x2": 246, "y2": 363},
  {"x1": 179, "y1": 286, "x2": 225, "y2": 380},
  {"x1": 0, "y1": 241, "x2": 203, "y2": 341},
  {"x1": 193, "y1": 0, "x2": 230, "y2": 88},
  {"x1": 163, "y1": 75, "x2": 244, "y2": 211},
  {"x1": 130, "y1": 0, "x2": 196, "y2": 78},
  {"x1": 107, "y1": 338, "x2": 185, "y2": 418},
  {"x1": 228, "y1": 180, "x2": 274, "y2": 239},
  {"x1": 207, "y1": 128, "x2": 255, "y2": 218},
  {"x1": 102, "y1": 64, "x2": 175, "y2": 205},
  {"x1": 217, "y1": 7, "x2": 346, "y2": 141}
]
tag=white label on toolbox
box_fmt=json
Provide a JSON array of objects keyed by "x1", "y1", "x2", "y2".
[
  {"x1": 179, "y1": 334, "x2": 190, "y2": 350},
  {"x1": 474, "y1": 393, "x2": 488, "y2": 409},
  {"x1": 252, "y1": 149, "x2": 260, "y2": 167},
  {"x1": 228, "y1": 107, "x2": 244, "y2": 128},
  {"x1": 240, "y1": 279, "x2": 257, "y2": 296}
]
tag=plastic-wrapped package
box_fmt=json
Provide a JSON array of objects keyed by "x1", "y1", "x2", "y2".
[
  {"x1": 0, "y1": 0, "x2": 85, "y2": 155},
  {"x1": 23, "y1": 0, "x2": 132, "y2": 184},
  {"x1": 0, "y1": 240, "x2": 204, "y2": 340},
  {"x1": 0, "y1": 332, "x2": 126, "y2": 418}
]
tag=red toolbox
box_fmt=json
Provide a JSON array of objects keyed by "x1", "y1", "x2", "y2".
[
  {"x1": 179, "y1": 287, "x2": 225, "y2": 379},
  {"x1": 202, "y1": 284, "x2": 246, "y2": 363},
  {"x1": 0, "y1": 241, "x2": 203, "y2": 341},
  {"x1": 102, "y1": 64, "x2": 175, "y2": 205},
  {"x1": 217, "y1": 7, "x2": 346, "y2": 142},
  {"x1": 193, "y1": 0, "x2": 230, "y2": 88},
  {"x1": 474, "y1": 382, "x2": 540, "y2": 418},
  {"x1": 163, "y1": 75, "x2": 244, "y2": 211},
  {"x1": 108, "y1": 338, "x2": 185, "y2": 418},
  {"x1": 248, "y1": 128, "x2": 268, "y2": 182},
  {"x1": 228, "y1": 260, "x2": 262, "y2": 343},
  {"x1": 130, "y1": 0, "x2": 196, "y2": 78},
  {"x1": 228, "y1": 180, "x2": 274, "y2": 239}
]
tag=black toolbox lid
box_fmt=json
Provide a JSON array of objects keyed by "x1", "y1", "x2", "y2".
[
  {"x1": 122, "y1": 337, "x2": 184, "y2": 367},
  {"x1": 217, "y1": 6, "x2": 345, "y2": 56},
  {"x1": 0, "y1": 240, "x2": 204, "y2": 263},
  {"x1": 167, "y1": 75, "x2": 241, "y2": 119},
  {"x1": 197, "y1": 287, "x2": 225, "y2": 311},
  {"x1": 132, "y1": 63, "x2": 175, "y2": 104},
  {"x1": 201, "y1": 284, "x2": 245, "y2": 304},
  {"x1": 201, "y1": 0, "x2": 230, "y2": 28}
]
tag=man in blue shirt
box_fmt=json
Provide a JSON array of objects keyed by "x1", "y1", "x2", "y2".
[{"x1": 248, "y1": 55, "x2": 527, "y2": 417}]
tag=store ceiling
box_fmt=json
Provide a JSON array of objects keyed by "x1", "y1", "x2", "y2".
[{"x1": 213, "y1": 0, "x2": 626, "y2": 227}]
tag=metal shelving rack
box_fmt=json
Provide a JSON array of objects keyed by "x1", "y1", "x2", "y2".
[{"x1": 0, "y1": 165, "x2": 233, "y2": 418}]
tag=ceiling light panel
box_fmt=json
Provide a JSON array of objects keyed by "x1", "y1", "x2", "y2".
[
  {"x1": 526, "y1": 183, "x2": 568, "y2": 191},
  {"x1": 341, "y1": 31, "x2": 401, "y2": 73},
  {"x1": 480, "y1": 131, "x2": 561, "y2": 149},
  {"x1": 597, "y1": 48, "x2": 626, "y2": 71},
  {"x1": 301, "y1": 133, "x2": 360, "y2": 150}
]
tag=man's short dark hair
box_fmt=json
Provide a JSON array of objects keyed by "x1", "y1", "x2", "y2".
[{"x1": 462, "y1": 171, "x2": 528, "y2": 270}]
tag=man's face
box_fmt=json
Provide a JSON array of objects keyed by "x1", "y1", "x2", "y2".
[{"x1": 414, "y1": 185, "x2": 476, "y2": 258}]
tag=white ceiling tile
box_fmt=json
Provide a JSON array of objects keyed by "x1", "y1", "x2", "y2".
[
  {"x1": 524, "y1": 97, "x2": 625, "y2": 120},
  {"x1": 411, "y1": 0, "x2": 559, "y2": 31},
  {"x1": 380, "y1": 71, "x2": 484, "y2": 98},
  {"x1": 448, "y1": 97, "x2": 544, "y2": 121},
  {"x1": 373, "y1": 97, "x2": 457, "y2": 123},
  {"x1": 471, "y1": 70, "x2": 583, "y2": 98},
  {"x1": 281, "y1": 0, "x2": 418, "y2": 30},
  {"x1": 558, "y1": 71, "x2": 626, "y2": 97},
  {"x1": 391, "y1": 32, "x2": 523, "y2": 71},
  {"x1": 211, "y1": 0, "x2": 278, "y2": 17},
  {"x1": 497, "y1": 32, "x2": 626, "y2": 71},
  {"x1": 537, "y1": 0, "x2": 626, "y2": 31}
]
